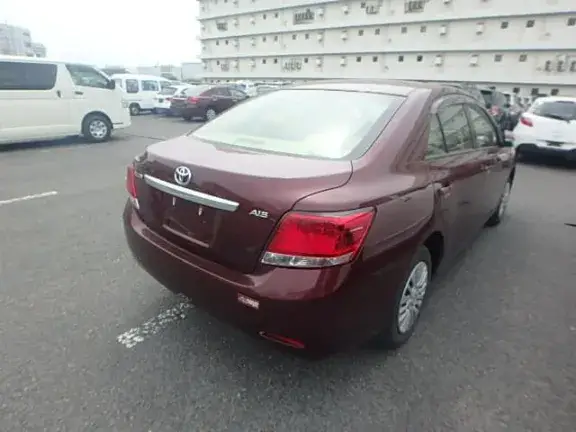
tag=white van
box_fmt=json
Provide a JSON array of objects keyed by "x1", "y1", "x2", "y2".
[
  {"x1": 0, "y1": 56, "x2": 130, "y2": 145},
  {"x1": 111, "y1": 74, "x2": 172, "y2": 115}
]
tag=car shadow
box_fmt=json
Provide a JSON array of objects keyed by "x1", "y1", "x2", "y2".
[
  {"x1": 0, "y1": 134, "x2": 129, "y2": 153},
  {"x1": 518, "y1": 153, "x2": 576, "y2": 170}
]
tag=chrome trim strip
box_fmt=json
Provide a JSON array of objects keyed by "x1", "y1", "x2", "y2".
[{"x1": 143, "y1": 174, "x2": 239, "y2": 212}]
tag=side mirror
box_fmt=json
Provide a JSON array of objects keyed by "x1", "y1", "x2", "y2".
[{"x1": 107, "y1": 80, "x2": 116, "y2": 90}]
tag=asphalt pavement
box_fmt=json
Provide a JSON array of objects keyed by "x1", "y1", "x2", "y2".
[{"x1": 1, "y1": 115, "x2": 575, "y2": 432}]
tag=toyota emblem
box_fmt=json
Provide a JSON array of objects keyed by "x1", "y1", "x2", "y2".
[{"x1": 174, "y1": 166, "x2": 192, "y2": 186}]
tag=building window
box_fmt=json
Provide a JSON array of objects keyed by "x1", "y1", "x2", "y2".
[
  {"x1": 263, "y1": 13, "x2": 267, "y2": 19},
  {"x1": 372, "y1": 56, "x2": 378, "y2": 62},
  {"x1": 358, "y1": 29, "x2": 364, "y2": 36},
  {"x1": 398, "y1": 55, "x2": 404, "y2": 62},
  {"x1": 417, "y1": 55, "x2": 423, "y2": 62},
  {"x1": 570, "y1": 61, "x2": 576, "y2": 72},
  {"x1": 216, "y1": 22, "x2": 228, "y2": 31},
  {"x1": 568, "y1": 17, "x2": 576, "y2": 26},
  {"x1": 531, "y1": 88, "x2": 539, "y2": 96},
  {"x1": 262, "y1": 36, "x2": 266, "y2": 41},
  {"x1": 274, "y1": 35, "x2": 278, "y2": 42},
  {"x1": 401, "y1": 26, "x2": 407, "y2": 34},
  {"x1": 216, "y1": 41, "x2": 220, "y2": 45},
  {"x1": 544, "y1": 60, "x2": 552, "y2": 71},
  {"x1": 526, "y1": 20, "x2": 535, "y2": 28},
  {"x1": 274, "y1": 58, "x2": 278, "y2": 64},
  {"x1": 225, "y1": 40, "x2": 229, "y2": 45},
  {"x1": 304, "y1": 57, "x2": 308, "y2": 63},
  {"x1": 274, "y1": 12, "x2": 279, "y2": 18},
  {"x1": 501, "y1": 21, "x2": 509, "y2": 29},
  {"x1": 551, "y1": 88, "x2": 559, "y2": 96},
  {"x1": 293, "y1": 8, "x2": 315, "y2": 25},
  {"x1": 216, "y1": 60, "x2": 220, "y2": 65},
  {"x1": 305, "y1": 33, "x2": 310, "y2": 39},
  {"x1": 420, "y1": 25, "x2": 426, "y2": 33},
  {"x1": 262, "y1": 59, "x2": 267, "y2": 64},
  {"x1": 292, "y1": 34, "x2": 297, "y2": 40},
  {"x1": 519, "y1": 54, "x2": 527, "y2": 62},
  {"x1": 356, "y1": 56, "x2": 362, "y2": 62},
  {"x1": 405, "y1": 0, "x2": 425, "y2": 13},
  {"x1": 375, "y1": 28, "x2": 381, "y2": 35},
  {"x1": 513, "y1": 87, "x2": 520, "y2": 93},
  {"x1": 494, "y1": 54, "x2": 502, "y2": 62}
]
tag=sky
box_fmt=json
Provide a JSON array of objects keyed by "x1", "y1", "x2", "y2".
[{"x1": 1, "y1": 0, "x2": 201, "y2": 67}]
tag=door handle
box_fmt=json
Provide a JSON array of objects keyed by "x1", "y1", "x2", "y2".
[{"x1": 75, "y1": 90, "x2": 84, "y2": 95}]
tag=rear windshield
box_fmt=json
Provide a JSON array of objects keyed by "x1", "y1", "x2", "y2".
[
  {"x1": 160, "y1": 86, "x2": 178, "y2": 95},
  {"x1": 530, "y1": 100, "x2": 576, "y2": 121},
  {"x1": 184, "y1": 85, "x2": 210, "y2": 96},
  {"x1": 191, "y1": 89, "x2": 403, "y2": 160}
]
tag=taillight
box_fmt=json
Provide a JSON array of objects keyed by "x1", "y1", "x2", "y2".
[
  {"x1": 187, "y1": 96, "x2": 199, "y2": 104},
  {"x1": 166, "y1": 97, "x2": 172, "y2": 102},
  {"x1": 490, "y1": 106, "x2": 500, "y2": 116},
  {"x1": 261, "y1": 209, "x2": 375, "y2": 268},
  {"x1": 126, "y1": 165, "x2": 140, "y2": 209},
  {"x1": 520, "y1": 115, "x2": 533, "y2": 127}
]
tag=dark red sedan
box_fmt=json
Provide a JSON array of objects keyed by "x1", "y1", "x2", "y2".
[
  {"x1": 124, "y1": 80, "x2": 516, "y2": 354},
  {"x1": 170, "y1": 84, "x2": 248, "y2": 121}
]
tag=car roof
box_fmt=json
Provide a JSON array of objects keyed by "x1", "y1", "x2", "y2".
[{"x1": 287, "y1": 79, "x2": 451, "y2": 97}]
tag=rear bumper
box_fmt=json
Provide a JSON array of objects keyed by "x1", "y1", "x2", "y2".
[
  {"x1": 123, "y1": 202, "x2": 405, "y2": 351},
  {"x1": 513, "y1": 132, "x2": 576, "y2": 159},
  {"x1": 180, "y1": 106, "x2": 205, "y2": 119}
]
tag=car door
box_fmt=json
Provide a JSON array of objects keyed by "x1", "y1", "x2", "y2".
[
  {"x1": 212, "y1": 87, "x2": 236, "y2": 112},
  {"x1": 465, "y1": 103, "x2": 513, "y2": 217},
  {"x1": 427, "y1": 101, "x2": 489, "y2": 253}
]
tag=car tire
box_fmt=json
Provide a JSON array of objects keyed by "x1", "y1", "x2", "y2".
[
  {"x1": 129, "y1": 103, "x2": 141, "y2": 116},
  {"x1": 205, "y1": 108, "x2": 217, "y2": 121},
  {"x1": 182, "y1": 114, "x2": 192, "y2": 121},
  {"x1": 370, "y1": 246, "x2": 432, "y2": 350},
  {"x1": 82, "y1": 114, "x2": 112, "y2": 143},
  {"x1": 486, "y1": 179, "x2": 512, "y2": 227}
]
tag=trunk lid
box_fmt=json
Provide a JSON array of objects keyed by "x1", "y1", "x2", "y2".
[{"x1": 134, "y1": 135, "x2": 352, "y2": 273}]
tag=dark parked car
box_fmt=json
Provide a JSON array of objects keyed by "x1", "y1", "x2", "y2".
[
  {"x1": 124, "y1": 80, "x2": 516, "y2": 354},
  {"x1": 169, "y1": 85, "x2": 248, "y2": 121}
]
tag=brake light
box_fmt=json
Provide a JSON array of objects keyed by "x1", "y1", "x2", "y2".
[
  {"x1": 187, "y1": 96, "x2": 199, "y2": 104},
  {"x1": 261, "y1": 209, "x2": 375, "y2": 268},
  {"x1": 126, "y1": 165, "x2": 140, "y2": 209},
  {"x1": 166, "y1": 97, "x2": 172, "y2": 102},
  {"x1": 520, "y1": 115, "x2": 533, "y2": 127}
]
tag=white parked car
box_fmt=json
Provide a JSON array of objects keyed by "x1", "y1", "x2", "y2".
[
  {"x1": 0, "y1": 55, "x2": 131, "y2": 145},
  {"x1": 512, "y1": 96, "x2": 576, "y2": 161},
  {"x1": 153, "y1": 84, "x2": 194, "y2": 115},
  {"x1": 111, "y1": 73, "x2": 173, "y2": 116}
]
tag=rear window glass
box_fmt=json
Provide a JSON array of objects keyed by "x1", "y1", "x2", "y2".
[
  {"x1": 160, "y1": 86, "x2": 178, "y2": 95},
  {"x1": 191, "y1": 89, "x2": 403, "y2": 160},
  {"x1": 184, "y1": 85, "x2": 210, "y2": 96},
  {"x1": 530, "y1": 100, "x2": 576, "y2": 121}
]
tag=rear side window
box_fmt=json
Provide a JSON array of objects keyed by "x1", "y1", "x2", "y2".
[
  {"x1": 160, "y1": 86, "x2": 178, "y2": 95},
  {"x1": 192, "y1": 89, "x2": 404, "y2": 160},
  {"x1": 530, "y1": 100, "x2": 576, "y2": 121},
  {"x1": 426, "y1": 115, "x2": 447, "y2": 158},
  {"x1": 125, "y1": 79, "x2": 139, "y2": 93},
  {"x1": 0, "y1": 61, "x2": 57, "y2": 90},
  {"x1": 437, "y1": 104, "x2": 474, "y2": 152},
  {"x1": 141, "y1": 80, "x2": 159, "y2": 91},
  {"x1": 184, "y1": 85, "x2": 211, "y2": 96}
]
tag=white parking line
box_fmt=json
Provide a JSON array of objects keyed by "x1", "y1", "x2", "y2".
[
  {"x1": 116, "y1": 300, "x2": 193, "y2": 349},
  {"x1": 0, "y1": 191, "x2": 59, "y2": 207}
]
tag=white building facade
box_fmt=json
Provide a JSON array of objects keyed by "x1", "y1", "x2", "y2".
[
  {"x1": 197, "y1": 0, "x2": 576, "y2": 97},
  {"x1": 0, "y1": 24, "x2": 45, "y2": 57}
]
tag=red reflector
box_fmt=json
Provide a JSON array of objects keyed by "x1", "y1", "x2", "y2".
[
  {"x1": 126, "y1": 165, "x2": 137, "y2": 198},
  {"x1": 520, "y1": 115, "x2": 533, "y2": 127},
  {"x1": 187, "y1": 96, "x2": 199, "y2": 104},
  {"x1": 266, "y1": 210, "x2": 374, "y2": 260}
]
